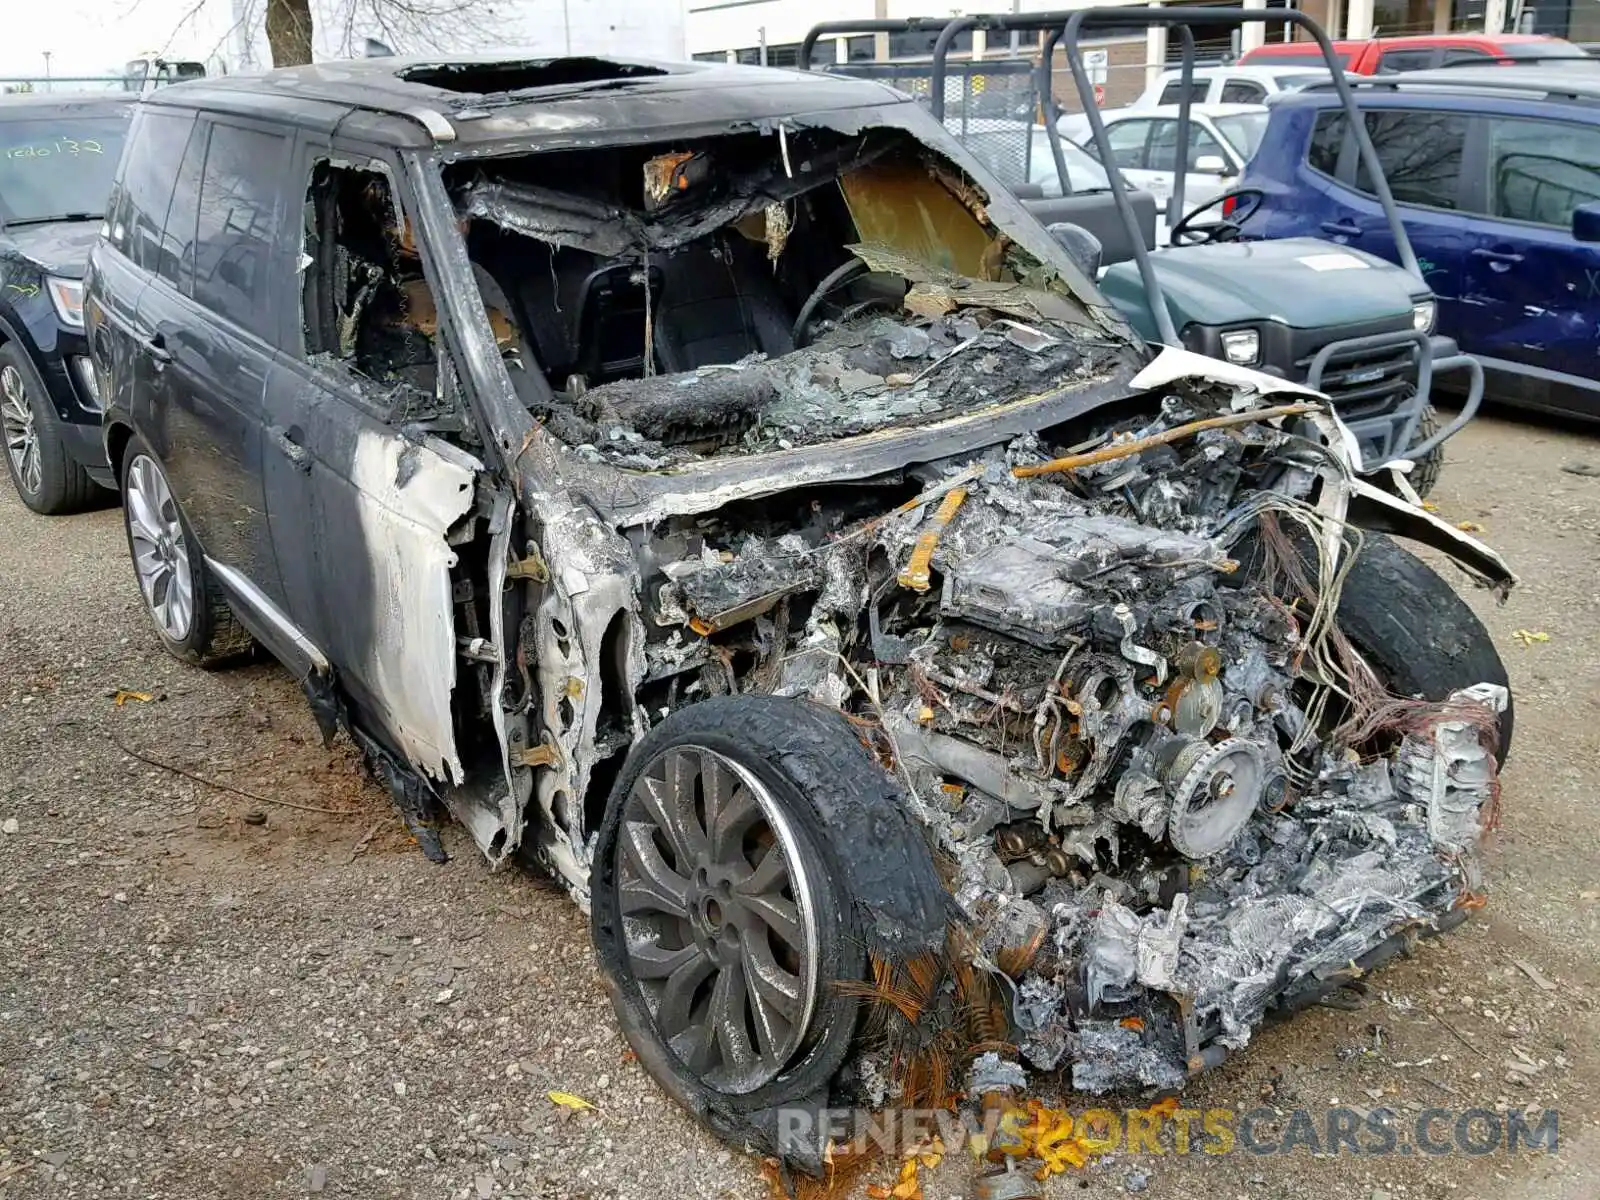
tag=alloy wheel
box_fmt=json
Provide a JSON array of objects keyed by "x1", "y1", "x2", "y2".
[
  {"x1": 1, "y1": 365, "x2": 41, "y2": 498},
  {"x1": 617, "y1": 745, "x2": 820, "y2": 1094},
  {"x1": 125, "y1": 455, "x2": 195, "y2": 641}
]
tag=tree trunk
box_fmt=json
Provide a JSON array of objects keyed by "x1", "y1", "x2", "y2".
[{"x1": 265, "y1": 0, "x2": 314, "y2": 67}]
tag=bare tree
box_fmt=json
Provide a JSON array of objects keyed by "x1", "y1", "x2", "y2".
[
  {"x1": 266, "y1": 0, "x2": 315, "y2": 66},
  {"x1": 262, "y1": 0, "x2": 499, "y2": 67}
]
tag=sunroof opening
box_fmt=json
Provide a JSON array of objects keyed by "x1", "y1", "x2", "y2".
[{"x1": 398, "y1": 58, "x2": 668, "y2": 95}]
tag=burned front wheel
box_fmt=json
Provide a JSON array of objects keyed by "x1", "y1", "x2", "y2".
[
  {"x1": 1337, "y1": 532, "x2": 1513, "y2": 762},
  {"x1": 590, "y1": 697, "x2": 943, "y2": 1155},
  {"x1": 616, "y1": 742, "x2": 823, "y2": 1094}
]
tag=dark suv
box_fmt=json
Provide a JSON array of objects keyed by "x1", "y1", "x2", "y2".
[
  {"x1": 0, "y1": 95, "x2": 131, "y2": 512},
  {"x1": 87, "y1": 55, "x2": 1513, "y2": 1172}
]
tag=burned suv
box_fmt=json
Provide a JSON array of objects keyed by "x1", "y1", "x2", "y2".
[{"x1": 87, "y1": 56, "x2": 1514, "y2": 1171}]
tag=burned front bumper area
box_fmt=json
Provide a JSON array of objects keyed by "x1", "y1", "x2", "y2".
[{"x1": 637, "y1": 379, "x2": 1504, "y2": 1102}]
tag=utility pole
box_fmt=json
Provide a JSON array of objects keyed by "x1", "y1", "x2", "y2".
[
  {"x1": 42, "y1": 51, "x2": 52, "y2": 94},
  {"x1": 759, "y1": 26, "x2": 768, "y2": 66}
]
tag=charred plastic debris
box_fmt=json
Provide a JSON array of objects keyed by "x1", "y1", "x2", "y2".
[{"x1": 354, "y1": 109, "x2": 1508, "y2": 1173}]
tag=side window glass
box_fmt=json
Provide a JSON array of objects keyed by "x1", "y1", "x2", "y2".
[
  {"x1": 1443, "y1": 47, "x2": 1491, "y2": 64},
  {"x1": 300, "y1": 158, "x2": 454, "y2": 419},
  {"x1": 1221, "y1": 81, "x2": 1266, "y2": 103},
  {"x1": 192, "y1": 122, "x2": 288, "y2": 334},
  {"x1": 1149, "y1": 121, "x2": 1225, "y2": 172},
  {"x1": 1487, "y1": 117, "x2": 1600, "y2": 227},
  {"x1": 1378, "y1": 49, "x2": 1437, "y2": 73},
  {"x1": 1157, "y1": 80, "x2": 1206, "y2": 105},
  {"x1": 1356, "y1": 110, "x2": 1468, "y2": 209},
  {"x1": 1308, "y1": 111, "x2": 1346, "y2": 178},
  {"x1": 155, "y1": 120, "x2": 206, "y2": 290},
  {"x1": 108, "y1": 109, "x2": 193, "y2": 274},
  {"x1": 1106, "y1": 121, "x2": 1150, "y2": 169}
]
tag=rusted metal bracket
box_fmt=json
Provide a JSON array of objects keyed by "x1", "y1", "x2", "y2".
[
  {"x1": 506, "y1": 543, "x2": 550, "y2": 583},
  {"x1": 513, "y1": 734, "x2": 563, "y2": 771}
]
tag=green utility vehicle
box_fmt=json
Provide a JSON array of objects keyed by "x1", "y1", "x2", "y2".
[{"x1": 802, "y1": 8, "x2": 1484, "y2": 494}]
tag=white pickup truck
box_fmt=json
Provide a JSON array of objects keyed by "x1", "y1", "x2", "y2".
[{"x1": 1130, "y1": 63, "x2": 1330, "y2": 107}]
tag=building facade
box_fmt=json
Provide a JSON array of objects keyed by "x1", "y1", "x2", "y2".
[{"x1": 685, "y1": 0, "x2": 1553, "y2": 98}]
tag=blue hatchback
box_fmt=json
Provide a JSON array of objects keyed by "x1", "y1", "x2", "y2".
[{"x1": 1237, "y1": 65, "x2": 1600, "y2": 419}]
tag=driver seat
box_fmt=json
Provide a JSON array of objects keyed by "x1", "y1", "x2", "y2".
[{"x1": 653, "y1": 234, "x2": 793, "y2": 372}]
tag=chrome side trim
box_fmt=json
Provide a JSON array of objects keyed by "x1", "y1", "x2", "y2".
[{"x1": 205, "y1": 557, "x2": 331, "y2": 672}]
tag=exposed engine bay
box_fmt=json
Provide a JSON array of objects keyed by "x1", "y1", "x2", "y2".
[{"x1": 624, "y1": 379, "x2": 1506, "y2": 1101}]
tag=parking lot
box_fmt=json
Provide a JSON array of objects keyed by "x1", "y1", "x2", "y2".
[{"x1": 1, "y1": 410, "x2": 1598, "y2": 1200}]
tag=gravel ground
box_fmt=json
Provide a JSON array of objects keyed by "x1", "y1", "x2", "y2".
[{"x1": 2, "y1": 413, "x2": 1598, "y2": 1200}]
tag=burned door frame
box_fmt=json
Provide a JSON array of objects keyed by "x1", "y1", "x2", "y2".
[{"x1": 259, "y1": 128, "x2": 485, "y2": 789}]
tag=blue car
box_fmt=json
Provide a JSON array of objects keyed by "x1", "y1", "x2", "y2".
[{"x1": 1237, "y1": 65, "x2": 1600, "y2": 419}]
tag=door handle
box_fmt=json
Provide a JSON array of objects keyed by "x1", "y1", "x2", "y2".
[
  {"x1": 1320, "y1": 220, "x2": 1362, "y2": 237},
  {"x1": 1471, "y1": 246, "x2": 1524, "y2": 266},
  {"x1": 267, "y1": 424, "x2": 312, "y2": 474},
  {"x1": 145, "y1": 332, "x2": 173, "y2": 369}
]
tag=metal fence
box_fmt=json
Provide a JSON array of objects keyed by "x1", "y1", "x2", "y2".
[
  {"x1": 1, "y1": 76, "x2": 139, "y2": 96},
  {"x1": 830, "y1": 58, "x2": 1054, "y2": 194}
]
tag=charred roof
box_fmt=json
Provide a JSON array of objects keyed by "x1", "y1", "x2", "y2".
[{"x1": 145, "y1": 55, "x2": 910, "y2": 150}]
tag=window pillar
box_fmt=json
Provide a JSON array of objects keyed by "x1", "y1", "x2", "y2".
[
  {"x1": 1242, "y1": 0, "x2": 1268, "y2": 52},
  {"x1": 1345, "y1": 0, "x2": 1376, "y2": 39}
]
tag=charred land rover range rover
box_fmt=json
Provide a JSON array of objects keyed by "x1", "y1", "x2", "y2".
[{"x1": 87, "y1": 57, "x2": 1515, "y2": 1170}]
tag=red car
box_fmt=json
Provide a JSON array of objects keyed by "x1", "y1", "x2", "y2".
[{"x1": 1239, "y1": 32, "x2": 1586, "y2": 73}]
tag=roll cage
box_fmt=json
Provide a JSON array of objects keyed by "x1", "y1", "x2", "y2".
[{"x1": 801, "y1": 8, "x2": 1483, "y2": 473}]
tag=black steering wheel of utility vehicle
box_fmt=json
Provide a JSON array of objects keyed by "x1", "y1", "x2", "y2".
[{"x1": 1168, "y1": 188, "x2": 1266, "y2": 247}]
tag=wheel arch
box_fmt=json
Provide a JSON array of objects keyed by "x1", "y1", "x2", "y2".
[{"x1": 105, "y1": 420, "x2": 135, "y2": 491}]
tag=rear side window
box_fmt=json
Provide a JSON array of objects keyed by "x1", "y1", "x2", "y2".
[
  {"x1": 1104, "y1": 120, "x2": 1152, "y2": 169},
  {"x1": 153, "y1": 120, "x2": 206, "y2": 289},
  {"x1": 1308, "y1": 110, "x2": 1346, "y2": 178},
  {"x1": 1148, "y1": 120, "x2": 1227, "y2": 171},
  {"x1": 1442, "y1": 47, "x2": 1492, "y2": 64},
  {"x1": 108, "y1": 108, "x2": 193, "y2": 274},
  {"x1": 1356, "y1": 111, "x2": 1468, "y2": 209},
  {"x1": 191, "y1": 122, "x2": 289, "y2": 334},
  {"x1": 1220, "y1": 80, "x2": 1267, "y2": 103},
  {"x1": 1378, "y1": 49, "x2": 1437, "y2": 73},
  {"x1": 1486, "y1": 116, "x2": 1600, "y2": 227},
  {"x1": 1158, "y1": 80, "x2": 1208, "y2": 105},
  {"x1": 1304, "y1": 109, "x2": 1468, "y2": 209}
]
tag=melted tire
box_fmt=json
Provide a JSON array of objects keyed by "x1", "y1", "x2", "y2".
[
  {"x1": 590, "y1": 696, "x2": 942, "y2": 1157},
  {"x1": 1337, "y1": 532, "x2": 1512, "y2": 762}
]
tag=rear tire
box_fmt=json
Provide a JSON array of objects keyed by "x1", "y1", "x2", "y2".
[
  {"x1": 0, "y1": 343, "x2": 99, "y2": 515},
  {"x1": 120, "y1": 439, "x2": 253, "y2": 667},
  {"x1": 1337, "y1": 532, "x2": 1512, "y2": 762}
]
